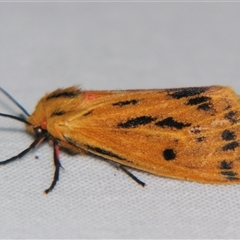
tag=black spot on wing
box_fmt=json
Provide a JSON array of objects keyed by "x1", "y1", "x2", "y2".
[
  {"x1": 163, "y1": 149, "x2": 176, "y2": 161},
  {"x1": 190, "y1": 126, "x2": 201, "y2": 134},
  {"x1": 112, "y1": 99, "x2": 139, "y2": 107},
  {"x1": 196, "y1": 136, "x2": 205, "y2": 142},
  {"x1": 50, "y1": 110, "x2": 66, "y2": 117},
  {"x1": 220, "y1": 171, "x2": 239, "y2": 180},
  {"x1": 47, "y1": 90, "x2": 80, "y2": 100},
  {"x1": 85, "y1": 145, "x2": 130, "y2": 162},
  {"x1": 224, "y1": 111, "x2": 238, "y2": 124},
  {"x1": 220, "y1": 160, "x2": 233, "y2": 170},
  {"x1": 169, "y1": 87, "x2": 209, "y2": 99},
  {"x1": 221, "y1": 130, "x2": 236, "y2": 141},
  {"x1": 155, "y1": 117, "x2": 191, "y2": 129},
  {"x1": 222, "y1": 141, "x2": 239, "y2": 151},
  {"x1": 186, "y1": 96, "x2": 211, "y2": 105},
  {"x1": 83, "y1": 110, "x2": 94, "y2": 117},
  {"x1": 117, "y1": 116, "x2": 156, "y2": 128},
  {"x1": 197, "y1": 103, "x2": 213, "y2": 111}
]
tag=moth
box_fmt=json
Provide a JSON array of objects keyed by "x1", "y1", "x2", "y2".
[{"x1": 0, "y1": 85, "x2": 240, "y2": 193}]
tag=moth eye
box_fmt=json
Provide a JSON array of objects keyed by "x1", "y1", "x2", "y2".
[{"x1": 34, "y1": 127, "x2": 43, "y2": 136}]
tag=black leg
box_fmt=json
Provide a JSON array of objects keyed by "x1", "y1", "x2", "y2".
[
  {"x1": 44, "y1": 141, "x2": 63, "y2": 194},
  {"x1": 0, "y1": 136, "x2": 46, "y2": 165},
  {"x1": 117, "y1": 165, "x2": 145, "y2": 187}
]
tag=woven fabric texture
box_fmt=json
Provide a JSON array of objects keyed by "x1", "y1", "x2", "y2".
[{"x1": 1, "y1": 3, "x2": 240, "y2": 238}]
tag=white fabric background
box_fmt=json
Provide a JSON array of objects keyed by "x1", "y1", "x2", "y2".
[{"x1": 1, "y1": 2, "x2": 240, "y2": 239}]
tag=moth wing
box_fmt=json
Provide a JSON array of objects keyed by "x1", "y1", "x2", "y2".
[{"x1": 62, "y1": 86, "x2": 240, "y2": 183}]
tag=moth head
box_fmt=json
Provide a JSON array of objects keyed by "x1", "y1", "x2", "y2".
[
  {"x1": 0, "y1": 87, "x2": 59, "y2": 194},
  {"x1": 26, "y1": 97, "x2": 47, "y2": 134}
]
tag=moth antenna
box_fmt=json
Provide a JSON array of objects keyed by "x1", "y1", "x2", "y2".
[
  {"x1": 44, "y1": 141, "x2": 63, "y2": 194},
  {"x1": 0, "y1": 87, "x2": 30, "y2": 116},
  {"x1": 0, "y1": 113, "x2": 32, "y2": 125}
]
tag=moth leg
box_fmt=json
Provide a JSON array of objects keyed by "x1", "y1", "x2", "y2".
[
  {"x1": 114, "y1": 163, "x2": 145, "y2": 187},
  {"x1": 0, "y1": 136, "x2": 46, "y2": 165},
  {"x1": 44, "y1": 141, "x2": 63, "y2": 194}
]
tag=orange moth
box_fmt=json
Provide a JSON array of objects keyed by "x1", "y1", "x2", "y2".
[{"x1": 0, "y1": 85, "x2": 240, "y2": 193}]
